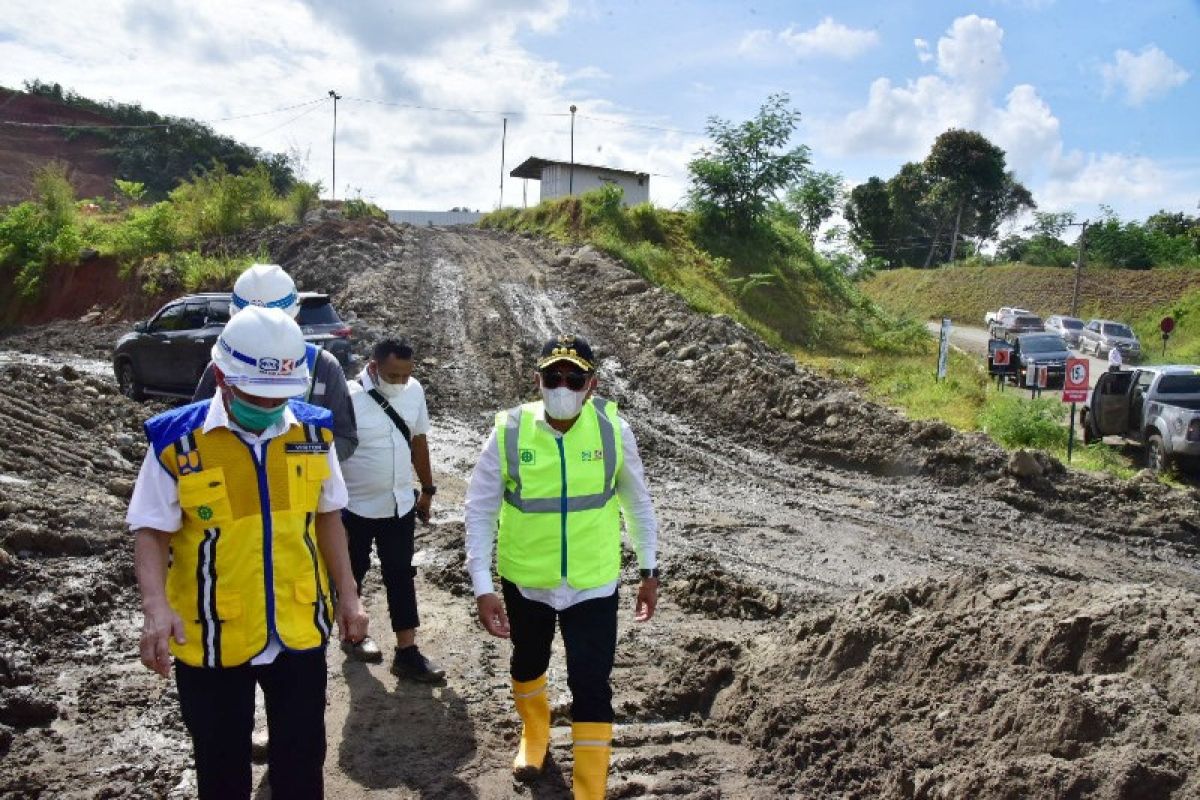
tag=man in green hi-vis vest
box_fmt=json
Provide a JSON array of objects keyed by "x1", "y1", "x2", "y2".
[{"x1": 465, "y1": 334, "x2": 661, "y2": 799}]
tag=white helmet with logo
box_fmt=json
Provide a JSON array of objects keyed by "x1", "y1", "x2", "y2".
[
  {"x1": 230, "y1": 263, "x2": 299, "y2": 318},
  {"x1": 211, "y1": 306, "x2": 309, "y2": 398}
]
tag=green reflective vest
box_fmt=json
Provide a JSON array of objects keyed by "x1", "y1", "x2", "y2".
[{"x1": 495, "y1": 397, "x2": 624, "y2": 589}]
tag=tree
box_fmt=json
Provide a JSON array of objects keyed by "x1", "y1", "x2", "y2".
[
  {"x1": 923, "y1": 129, "x2": 1034, "y2": 262},
  {"x1": 844, "y1": 177, "x2": 892, "y2": 261},
  {"x1": 687, "y1": 94, "x2": 811, "y2": 232},
  {"x1": 785, "y1": 170, "x2": 844, "y2": 238}
]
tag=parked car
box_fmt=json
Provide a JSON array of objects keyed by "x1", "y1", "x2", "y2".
[
  {"x1": 1005, "y1": 332, "x2": 1071, "y2": 387},
  {"x1": 113, "y1": 291, "x2": 352, "y2": 400},
  {"x1": 1080, "y1": 366, "x2": 1200, "y2": 473},
  {"x1": 1077, "y1": 319, "x2": 1141, "y2": 361},
  {"x1": 984, "y1": 306, "x2": 1031, "y2": 326},
  {"x1": 1043, "y1": 315, "x2": 1085, "y2": 347},
  {"x1": 989, "y1": 312, "x2": 1044, "y2": 340}
]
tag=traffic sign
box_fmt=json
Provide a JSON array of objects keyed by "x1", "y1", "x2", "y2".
[
  {"x1": 1062, "y1": 357, "x2": 1089, "y2": 403},
  {"x1": 993, "y1": 347, "x2": 1010, "y2": 366},
  {"x1": 1161, "y1": 316, "x2": 1175, "y2": 334}
]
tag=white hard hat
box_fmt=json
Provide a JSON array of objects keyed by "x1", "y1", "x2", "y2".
[
  {"x1": 230, "y1": 263, "x2": 299, "y2": 318},
  {"x1": 212, "y1": 306, "x2": 310, "y2": 398}
]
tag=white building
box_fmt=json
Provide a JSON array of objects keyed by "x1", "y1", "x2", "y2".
[{"x1": 510, "y1": 156, "x2": 649, "y2": 207}]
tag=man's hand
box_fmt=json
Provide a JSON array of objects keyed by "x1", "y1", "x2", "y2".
[
  {"x1": 634, "y1": 577, "x2": 659, "y2": 623},
  {"x1": 415, "y1": 492, "x2": 432, "y2": 524},
  {"x1": 476, "y1": 593, "x2": 510, "y2": 638},
  {"x1": 335, "y1": 592, "x2": 369, "y2": 643},
  {"x1": 140, "y1": 600, "x2": 185, "y2": 678}
]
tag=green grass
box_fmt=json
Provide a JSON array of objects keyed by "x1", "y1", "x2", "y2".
[
  {"x1": 860, "y1": 264, "x2": 1200, "y2": 329},
  {"x1": 1131, "y1": 285, "x2": 1200, "y2": 365}
]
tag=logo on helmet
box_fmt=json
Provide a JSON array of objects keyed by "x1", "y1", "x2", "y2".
[{"x1": 257, "y1": 357, "x2": 295, "y2": 375}]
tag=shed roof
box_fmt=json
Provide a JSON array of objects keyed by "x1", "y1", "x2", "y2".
[{"x1": 510, "y1": 156, "x2": 649, "y2": 181}]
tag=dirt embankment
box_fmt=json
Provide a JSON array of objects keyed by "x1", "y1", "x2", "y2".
[{"x1": 2, "y1": 218, "x2": 1200, "y2": 798}]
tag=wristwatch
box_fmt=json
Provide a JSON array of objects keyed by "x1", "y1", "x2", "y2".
[
  {"x1": 420, "y1": 485, "x2": 437, "y2": 496},
  {"x1": 639, "y1": 568, "x2": 661, "y2": 580}
]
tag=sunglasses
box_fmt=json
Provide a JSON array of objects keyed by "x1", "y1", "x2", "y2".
[{"x1": 540, "y1": 370, "x2": 590, "y2": 390}]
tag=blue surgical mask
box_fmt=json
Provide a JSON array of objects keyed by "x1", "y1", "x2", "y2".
[{"x1": 229, "y1": 393, "x2": 288, "y2": 431}]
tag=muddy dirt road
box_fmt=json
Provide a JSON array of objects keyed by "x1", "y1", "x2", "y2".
[{"x1": 3, "y1": 218, "x2": 1200, "y2": 799}]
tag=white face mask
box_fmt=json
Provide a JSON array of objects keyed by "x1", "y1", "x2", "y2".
[
  {"x1": 541, "y1": 386, "x2": 586, "y2": 420},
  {"x1": 375, "y1": 377, "x2": 406, "y2": 398}
]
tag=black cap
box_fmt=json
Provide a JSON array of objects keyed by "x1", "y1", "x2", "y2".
[{"x1": 537, "y1": 334, "x2": 595, "y2": 372}]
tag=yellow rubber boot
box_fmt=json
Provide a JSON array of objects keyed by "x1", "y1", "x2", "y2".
[
  {"x1": 571, "y1": 721, "x2": 612, "y2": 800},
  {"x1": 512, "y1": 675, "x2": 550, "y2": 780}
]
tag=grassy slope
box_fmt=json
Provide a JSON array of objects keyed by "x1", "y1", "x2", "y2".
[
  {"x1": 862, "y1": 265, "x2": 1200, "y2": 364},
  {"x1": 481, "y1": 195, "x2": 916, "y2": 355}
]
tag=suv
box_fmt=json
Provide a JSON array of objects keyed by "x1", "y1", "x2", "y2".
[
  {"x1": 113, "y1": 292, "x2": 352, "y2": 399},
  {"x1": 1008, "y1": 332, "x2": 1071, "y2": 387},
  {"x1": 1078, "y1": 319, "x2": 1141, "y2": 362},
  {"x1": 1044, "y1": 315, "x2": 1085, "y2": 347}
]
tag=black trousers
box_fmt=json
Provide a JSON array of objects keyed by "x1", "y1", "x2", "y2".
[
  {"x1": 175, "y1": 648, "x2": 327, "y2": 800},
  {"x1": 344, "y1": 507, "x2": 419, "y2": 632},
  {"x1": 502, "y1": 578, "x2": 618, "y2": 723}
]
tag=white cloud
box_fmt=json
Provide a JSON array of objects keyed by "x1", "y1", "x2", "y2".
[
  {"x1": 0, "y1": 0, "x2": 701, "y2": 211},
  {"x1": 818, "y1": 14, "x2": 1189, "y2": 221},
  {"x1": 1100, "y1": 45, "x2": 1189, "y2": 106},
  {"x1": 914, "y1": 38, "x2": 932, "y2": 64},
  {"x1": 739, "y1": 17, "x2": 879, "y2": 61}
]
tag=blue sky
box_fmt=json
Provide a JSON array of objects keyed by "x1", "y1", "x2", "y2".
[{"x1": 1, "y1": 1, "x2": 1197, "y2": 232}]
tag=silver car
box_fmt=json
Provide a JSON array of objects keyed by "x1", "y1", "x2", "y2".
[
  {"x1": 1044, "y1": 315, "x2": 1085, "y2": 347},
  {"x1": 1079, "y1": 319, "x2": 1142, "y2": 361}
]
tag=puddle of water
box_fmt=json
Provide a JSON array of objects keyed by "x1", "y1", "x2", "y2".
[
  {"x1": 0, "y1": 349, "x2": 113, "y2": 378},
  {"x1": 0, "y1": 473, "x2": 31, "y2": 485}
]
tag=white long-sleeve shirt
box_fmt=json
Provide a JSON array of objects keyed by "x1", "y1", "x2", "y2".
[{"x1": 464, "y1": 407, "x2": 658, "y2": 611}]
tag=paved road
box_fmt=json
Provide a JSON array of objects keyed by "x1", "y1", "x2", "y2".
[{"x1": 927, "y1": 321, "x2": 1109, "y2": 391}]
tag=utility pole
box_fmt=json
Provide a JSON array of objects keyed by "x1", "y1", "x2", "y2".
[
  {"x1": 499, "y1": 117, "x2": 507, "y2": 209},
  {"x1": 1071, "y1": 220, "x2": 1089, "y2": 318},
  {"x1": 569, "y1": 104, "x2": 577, "y2": 195},
  {"x1": 328, "y1": 90, "x2": 342, "y2": 201}
]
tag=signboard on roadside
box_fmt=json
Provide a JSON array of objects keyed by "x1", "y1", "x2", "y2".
[
  {"x1": 993, "y1": 347, "x2": 1011, "y2": 367},
  {"x1": 1062, "y1": 357, "x2": 1089, "y2": 403},
  {"x1": 937, "y1": 317, "x2": 951, "y2": 380}
]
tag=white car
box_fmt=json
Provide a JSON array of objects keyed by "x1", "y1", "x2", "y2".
[{"x1": 985, "y1": 306, "x2": 1031, "y2": 327}]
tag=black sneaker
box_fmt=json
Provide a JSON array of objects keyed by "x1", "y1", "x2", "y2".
[
  {"x1": 341, "y1": 636, "x2": 383, "y2": 663},
  {"x1": 391, "y1": 645, "x2": 445, "y2": 683}
]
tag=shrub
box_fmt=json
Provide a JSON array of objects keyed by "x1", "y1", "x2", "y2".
[
  {"x1": 138, "y1": 250, "x2": 249, "y2": 295},
  {"x1": 169, "y1": 163, "x2": 283, "y2": 241},
  {"x1": 108, "y1": 202, "x2": 179, "y2": 265},
  {"x1": 0, "y1": 163, "x2": 85, "y2": 297},
  {"x1": 979, "y1": 394, "x2": 1067, "y2": 449},
  {"x1": 343, "y1": 196, "x2": 388, "y2": 220},
  {"x1": 287, "y1": 181, "x2": 322, "y2": 223}
]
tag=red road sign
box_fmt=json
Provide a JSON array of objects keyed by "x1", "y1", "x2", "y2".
[
  {"x1": 1062, "y1": 357, "x2": 1089, "y2": 403},
  {"x1": 993, "y1": 347, "x2": 1011, "y2": 366},
  {"x1": 1161, "y1": 316, "x2": 1175, "y2": 334}
]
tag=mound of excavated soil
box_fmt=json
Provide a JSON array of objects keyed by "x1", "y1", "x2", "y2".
[{"x1": 3, "y1": 219, "x2": 1200, "y2": 798}]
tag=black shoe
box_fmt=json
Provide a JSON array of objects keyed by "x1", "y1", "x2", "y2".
[
  {"x1": 341, "y1": 636, "x2": 383, "y2": 663},
  {"x1": 391, "y1": 645, "x2": 445, "y2": 683}
]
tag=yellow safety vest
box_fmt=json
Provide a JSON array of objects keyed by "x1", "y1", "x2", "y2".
[
  {"x1": 145, "y1": 401, "x2": 335, "y2": 668},
  {"x1": 495, "y1": 398, "x2": 624, "y2": 589}
]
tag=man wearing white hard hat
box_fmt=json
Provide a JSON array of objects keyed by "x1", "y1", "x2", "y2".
[
  {"x1": 128, "y1": 305, "x2": 368, "y2": 800},
  {"x1": 193, "y1": 263, "x2": 358, "y2": 462}
]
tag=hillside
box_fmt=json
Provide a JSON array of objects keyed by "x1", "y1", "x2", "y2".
[
  {"x1": 0, "y1": 87, "x2": 119, "y2": 205},
  {"x1": 861, "y1": 264, "x2": 1200, "y2": 327},
  {"x1": 0, "y1": 82, "x2": 294, "y2": 205}
]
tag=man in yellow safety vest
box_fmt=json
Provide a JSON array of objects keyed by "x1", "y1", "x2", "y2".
[
  {"x1": 465, "y1": 334, "x2": 660, "y2": 799},
  {"x1": 128, "y1": 306, "x2": 368, "y2": 800}
]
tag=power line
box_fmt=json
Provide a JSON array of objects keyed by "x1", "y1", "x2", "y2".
[
  {"x1": 0, "y1": 97, "x2": 328, "y2": 130},
  {"x1": 343, "y1": 95, "x2": 570, "y2": 118}
]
